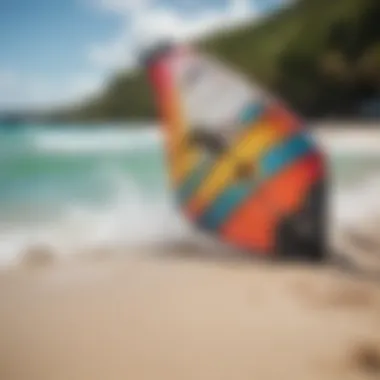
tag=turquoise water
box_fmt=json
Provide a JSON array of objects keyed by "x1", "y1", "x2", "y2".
[
  {"x1": 0, "y1": 124, "x2": 380, "y2": 264},
  {"x1": 0, "y1": 126, "x2": 167, "y2": 224}
]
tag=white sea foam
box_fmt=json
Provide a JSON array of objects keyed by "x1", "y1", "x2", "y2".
[
  {"x1": 0, "y1": 128, "x2": 379, "y2": 267},
  {"x1": 32, "y1": 126, "x2": 162, "y2": 154},
  {"x1": 0, "y1": 168, "x2": 191, "y2": 266}
]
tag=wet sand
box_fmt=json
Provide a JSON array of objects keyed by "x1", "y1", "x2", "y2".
[{"x1": 0, "y1": 252, "x2": 380, "y2": 380}]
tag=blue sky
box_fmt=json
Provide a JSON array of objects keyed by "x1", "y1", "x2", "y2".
[{"x1": 0, "y1": 0, "x2": 288, "y2": 110}]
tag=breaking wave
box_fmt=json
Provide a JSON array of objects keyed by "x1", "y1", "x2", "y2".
[{"x1": 0, "y1": 126, "x2": 379, "y2": 267}]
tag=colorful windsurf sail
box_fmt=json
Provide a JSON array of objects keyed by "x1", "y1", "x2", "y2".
[{"x1": 143, "y1": 43, "x2": 327, "y2": 261}]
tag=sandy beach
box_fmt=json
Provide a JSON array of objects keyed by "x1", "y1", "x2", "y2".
[{"x1": 1, "y1": 249, "x2": 380, "y2": 380}]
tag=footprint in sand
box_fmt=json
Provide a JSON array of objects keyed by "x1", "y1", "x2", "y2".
[
  {"x1": 351, "y1": 343, "x2": 380, "y2": 377},
  {"x1": 291, "y1": 274, "x2": 380, "y2": 310}
]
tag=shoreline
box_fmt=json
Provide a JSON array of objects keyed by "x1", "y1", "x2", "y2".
[{"x1": 312, "y1": 128, "x2": 380, "y2": 155}]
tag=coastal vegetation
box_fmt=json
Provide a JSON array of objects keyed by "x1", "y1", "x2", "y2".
[{"x1": 50, "y1": 0, "x2": 380, "y2": 121}]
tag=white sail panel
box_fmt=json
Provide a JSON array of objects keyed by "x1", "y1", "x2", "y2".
[{"x1": 168, "y1": 49, "x2": 270, "y2": 137}]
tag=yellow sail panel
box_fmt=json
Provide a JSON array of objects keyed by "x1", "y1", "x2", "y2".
[
  {"x1": 187, "y1": 120, "x2": 283, "y2": 214},
  {"x1": 162, "y1": 87, "x2": 187, "y2": 151},
  {"x1": 161, "y1": 81, "x2": 207, "y2": 186},
  {"x1": 171, "y1": 146, "x2": 202, "y2": 185},
  {"x1": 235, "y1": 123, "x2": 280, "y2": 160}
]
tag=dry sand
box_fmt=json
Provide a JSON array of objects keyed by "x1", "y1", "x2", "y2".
[{"x1": 1, "y1": 250, "x2": 380, "y2": 380}]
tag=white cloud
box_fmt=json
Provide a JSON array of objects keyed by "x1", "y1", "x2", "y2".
[
  {"x1": 0, "y1": 69, "x2": 105, "y2": 111},
  {"x1": 0, "y1": 0, "x2": 289, "y2": 110},
  {"x1": 89, "y1": 0, "x2": 259, "y2": 71},
  {"x1": 0, "y1": 69, "x2": 19, "y2": 91},
  {"x1": 98, "y1": 0, "x2": 148, "y2": 13}
]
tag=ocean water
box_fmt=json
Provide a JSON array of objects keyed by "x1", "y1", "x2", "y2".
[{"x1": 0, "y1": 123, "x2": 380, "y2": 265}]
